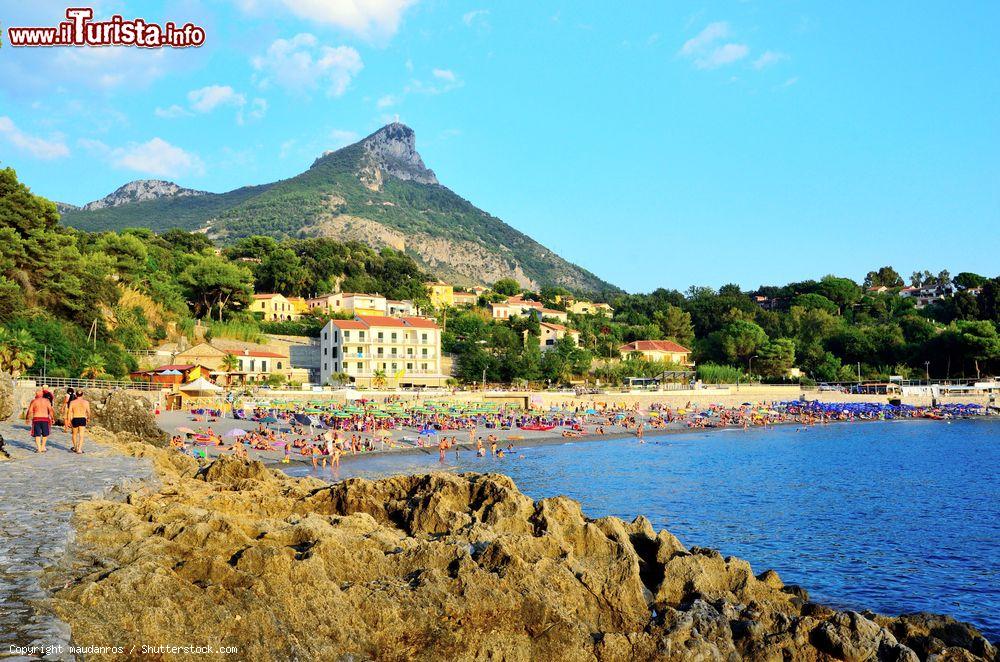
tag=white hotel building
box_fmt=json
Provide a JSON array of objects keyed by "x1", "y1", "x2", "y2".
[{"x1": 319, "y1": 315, "x2": 447, "y2": 388}]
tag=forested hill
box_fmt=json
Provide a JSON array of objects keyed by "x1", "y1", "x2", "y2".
[{"x1": 61, "y1": 123, "x2": 618, "y2": 295}]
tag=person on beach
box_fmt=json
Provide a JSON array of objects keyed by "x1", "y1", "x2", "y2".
[
  {"x1": 438, "y1": 437, "x2": 448, "y2": 462},
  {"x1": 25, "y1": 389, "x2": 55, "y2": 454},
  {"x1": 65, "y1": 390, "x2": 91, "y2": 454}
]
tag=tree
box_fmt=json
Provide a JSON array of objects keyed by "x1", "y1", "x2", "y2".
[
  {"x1": 492, "y1": 278, "x2": 521, "y2": 297},
  {"x1": 177, "y1": 255, "x2": 253, "y2": 321},
  {"x1": 372, "y1": 368, "x2": 387, "y2": 389},
  {"x1": 0, "y1": 328, "x2": 36, "y2": 376},
  {"x1": 716, "y1": 320, "x2": 768, "y2": 368},
  {"x1": 652, "y1": 305, "x2": 694, "y2": 348},
  {"x1": 221, "y1": 353, "x2": 240, "y2": 372},
  {"x1": 756, "y1": 338, "x2": 796, "y2": 378},
  {"x1": 978, "y1": 278, "x2": 1000, "y2": 325},
  {"x1": 863, "y1": 266, "x2": 904, "y2": 289},
  {"x1": 791, "y1": 293, "x2": 839, "y2": 314},
  {"x1": 954, "y1": 272, "x2": 987, "y2": 289},
  {"x1": 80, "y1": 352, "x2": 106, "y2": 379},
  {"x1": 815, "y1": 276, "x2": 862, "y2": 314},
  {"x1": 955, "y1": 320, "x2": 1000, "y2": 378}
]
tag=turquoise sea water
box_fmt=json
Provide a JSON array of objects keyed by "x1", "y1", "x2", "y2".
[{"x1": 291, "y1": 419, "x2": 1000, "y2": 640}]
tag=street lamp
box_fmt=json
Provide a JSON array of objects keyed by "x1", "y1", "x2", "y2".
[
  {"x1": 924, "y1": 361, "x2": 930, "y2": 381},
  {"x1": 748, "y1": 355, "x2": 758, "y2": 383}
]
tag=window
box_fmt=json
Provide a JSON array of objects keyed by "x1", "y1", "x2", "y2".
[
  {"x1": 323, "y1": 331, "x2": 328, "y2": 340},
  {"x1": 391, "y1": 332, "x2": 397, "y2": 341},
  {"x1": 421, "y1": 363, "x2": 428, "y2": 370},
  {"x1": 359, "y1": 331, "x2": 365, "y2": 341},
  {"x1": 277, "y1": 362, "x2": 282, "y2": 369},
  {"x1": 421, "y1": 333, "x2": 428, "y2": 342},
  {"x1": 324, "y1": 348, "x2": 328, "y2": 355},
  {"x1": 249, "y1": 360, "x2": 256, "y2": 372},
  {"x1": 377, "y1": 332, "x2": 384, "y2": 340},
  {"x1": 344, "y1": 331, "x2": 351, "y2": 340},
  {"x1": 323, "y1": 362, "x2": 328, "y2": 371},
  {"x1": 261, "y1": 361, "x2": 268, "y2": 372},
  {"x1": 422, "y1": 348, "x2": 428, "y2": 356},
  {"x1": 407, "y1": 363, "x2": 413, "y2": 370},
  {"x1": 357, "y1": 362, "x2": 363, "y2": 370},
  {"x1": 331, "y1": 347, "x2": 338, "y2": 358}
]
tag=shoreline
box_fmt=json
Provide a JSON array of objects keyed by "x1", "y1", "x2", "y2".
[{"x1": 262, "y1": 414, "x2": 999, "y2": 472}]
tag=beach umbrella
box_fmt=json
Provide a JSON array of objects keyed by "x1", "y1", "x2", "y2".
[
  {"x1": 176, "y1": 426, "x2": 196, "y2": 434},
  {"x1": 224, "y1": 428, "x2": 249, "y2": 437},
  {"x1": 260, "y1": 416, "x2": 279, "y2": 424}
]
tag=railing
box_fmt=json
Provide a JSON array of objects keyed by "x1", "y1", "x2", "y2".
[{"x1": 20, "y1": 375, "x2": 165, "y2": 392}]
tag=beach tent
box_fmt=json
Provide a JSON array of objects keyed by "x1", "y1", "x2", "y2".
[{"x1": 178, "y1": 378, "x2": 223, "y2": 396}]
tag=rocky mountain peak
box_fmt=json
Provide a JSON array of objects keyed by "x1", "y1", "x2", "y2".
[
  {"x1": 358, "y1": 123, "x2": 438, "y2": 187},
  {"x1": 83, "y1": 179, "x2": 207, "y2": 211}
]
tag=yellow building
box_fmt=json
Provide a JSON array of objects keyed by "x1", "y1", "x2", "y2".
[
  {"x1": 426, "y1": 281, "x2": 454, "y2": 309},
  {"x1": 568, "y1": 300, "x2": 614, "y2": 316},
  {"x1": 533, "y1": 322, "x2": 581, "y2": 352},
  {"x1": 286, "y1": 296, "x2": 310, "y2": 315},
  {"x1": 307, "y1": 293, "x2": 388, "y2": 317},
  {"x1": 618, "y1": 340, "x2": 693, "y2": 366},
  {"x1": 250, "y1": 293, "x2": 301, "y2": 321}
]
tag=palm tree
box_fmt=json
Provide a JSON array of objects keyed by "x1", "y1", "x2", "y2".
[
  {"x1": 80, "y1": 353, "x2": 106, "y2": 379},
  {"x1": 372, "y1": 368, "x2": 387, "y2": 390},
  {"x1": 0, "y1": 329, "x2": 36, "y2": 377},
  {"x1": 220, "y1": 353, "x2": 240, "y2": 386}
]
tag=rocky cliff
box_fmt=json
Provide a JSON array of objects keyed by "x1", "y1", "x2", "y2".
[
  {"x1": 51, "y1": 446, "x2": 996, "y2": 661},
  {"x1": 81, "y1": 179, "x2": 207, "y2": 211}
]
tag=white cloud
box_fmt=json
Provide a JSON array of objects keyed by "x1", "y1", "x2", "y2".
[
  {"x1": 778, "y1": 76, "x2": 799, "y2": 89},
  {"x1": 252, "y1": 34, "x2": 363, "y2": 97},
  {"x1": 154, "y1": 104, "x2": 192, "y2": 119},
  {"x1": 82, "y1": 137, "x2": 203, "y2": 178},
  {"x1": 696, "y1": 43, "x2": 749, "y2": 69},
  {"x1": 753, "y1": 50, "x2": 786, "y2": 70},
  {"x1": 680, "y1": 22, "x2": 730, "y2": 57},
  {"x1": 238, "y1": 0, "x2": 415, "y2": 39},
  {"x1": 376, "y1": 94, "x2": 398, "y2": 109},
  {"x1": 188, "y1": 85, "x2": 246, "y2": 113},
  {"x1": 679, "y1": 22, "x2": 749, "y2": 70},
  {"x1": 462, "y1": 9, "x2": 489, "y2": 28},
  {"x1": 432, "y1": 68, "x2": 456, "y2": 82},
  {"x1": 0, "y1": 116, "x2": 69, "y2": 160}
]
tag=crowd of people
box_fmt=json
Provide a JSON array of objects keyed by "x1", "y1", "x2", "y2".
[{"x1": 165, "y1": 396, "x2": 993, "y2": 469}]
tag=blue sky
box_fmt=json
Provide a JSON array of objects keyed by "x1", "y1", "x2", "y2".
[{"x1": 1, "y1": 1, "x2": 997, "y2": 293}]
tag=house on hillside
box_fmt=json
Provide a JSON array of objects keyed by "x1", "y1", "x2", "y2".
[
  {"x1": 426, "y1": 281, "x2": 454, "y2": 309},
  {"x1": 307, "y1": 293, "x2": 388, "y2": 316},
  {"x1": 250, "y1": 293, "x2": 301, "y2": 321},
  {"x1": 529, "y1": 322, "x2": 581, "y2": 351},
  {"x1": 452, "y1": 291, "x2": 478, "y2": 307},
  {"x1": 619, "y1": 340, "x2": 694, "y2": 366}
]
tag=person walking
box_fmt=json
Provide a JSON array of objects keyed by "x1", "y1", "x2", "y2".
[
  {"x1": 65, "y1": 390, "x2": 91, "y2": 454},
  {"x1": 25, "y1": 389, "x2": 55, "y2": 454}
]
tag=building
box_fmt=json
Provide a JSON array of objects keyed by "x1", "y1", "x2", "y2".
[
  {"x1": 567, "y1": 300, "x2": 613, "y2": 316},
  {"x1": 386, "y1": 299, "x2": 418, "y2": 316},
  {"x1": 532, "y1": 322, "x2": 581, "y2": 351},
  {"x1": 426, "y1": 281, "x2": 454, "y2": 309},
  {"x1": 538, "y1": 307, "x2": 569, "y2": 323},
  {"x1": 307, "y1": 293, "x2": 388, "y2": 316},
  {"x1": 250, "y1": 293, "x2": 301, "y2": 321},
  {"x1": 129, "y1": 364, "x2": 212, "y2": 385},
  {"x1": 619, "y1": 340, "x2": 694, "y2": 366},
  {"x1": 319, "y1": 315, "x2": 447, "y2": 388},
  {"x1": 173, "y1": 342, "x2": 295, "y2": 384},
  {"x1": 452, "y1": 291, "x2": 479, "y2": 307},
  {"x1": 286, "y1": 296, "x2": 310, "y2": 316}
]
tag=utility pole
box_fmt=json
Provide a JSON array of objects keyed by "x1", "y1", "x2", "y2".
[
  {"x1": 857, "y1": 362, "x2": 862, "y2": 382},
  {"x1": 924, "y1": 361, "x2": 930, "y2": 382}
]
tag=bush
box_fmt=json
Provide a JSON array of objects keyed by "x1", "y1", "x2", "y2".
[{"x1": 696, "y1": 363, "x2": 745, "y2": 384}]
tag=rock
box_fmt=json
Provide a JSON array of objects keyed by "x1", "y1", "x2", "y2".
[
  {"x1": 52, "y1": 388, "x2": 164, "y2": 445},
  {"x1": 49, "y1": 450, "x2": 999, "y2": 662},
  {"x1": 0, "y1": 371, "x2": 15, "y2": 420}
]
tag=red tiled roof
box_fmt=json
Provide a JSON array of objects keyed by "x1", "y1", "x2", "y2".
[
  {"x1": 354, "y1": 314, "x2": 406, "y2": 327},
  {"x1": 329, "y1": 319, "x2": 368, "y2": 330},
  {"x1": 152, "y1": 364, "x2": 198, "y2": 371},
  {"x1": 540, "y1": 322, "x2": 571, "y2": 332},
  {"x1": 402, "y1": 316, "x2": 439, "y2": 329},
  {"x1": 252, "y1": 293, "x2": 281, "y2": 299},
  {"x1": 242, "y1": 350, "x2": 286, "y2": 358},
  {"x1": 541, "y1": 308, "x2": 566, "y2": 316},
  {"x1": 619, "y1": 340, "x2": 691, "y2": 353}
]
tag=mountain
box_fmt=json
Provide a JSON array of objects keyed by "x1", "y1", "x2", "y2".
[
  {"x1": 61, "y1": 124, "x2": 618, "y2": 293},
  {"x1": 81, "y1": 179, "x2": 208, "y2": 210}
]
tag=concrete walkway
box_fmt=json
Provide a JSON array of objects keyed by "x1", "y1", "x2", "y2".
[{"x1": 0, "y1": 421, "x2": 152, "y2": 659}]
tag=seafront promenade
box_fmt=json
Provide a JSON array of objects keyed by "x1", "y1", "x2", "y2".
[{"x1": 0, "y1": 422, "x2": 152, "y2": 658}]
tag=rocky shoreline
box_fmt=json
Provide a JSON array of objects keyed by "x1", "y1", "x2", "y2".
[{"x1": 46, "y1": 433, "x2": 996, "y2": 661}]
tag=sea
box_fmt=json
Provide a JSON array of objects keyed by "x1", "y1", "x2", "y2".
[{"x1": 289, "y1": 419, "x2": 1000, "y2": 640}]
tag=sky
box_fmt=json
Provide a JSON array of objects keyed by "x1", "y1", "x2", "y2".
[{"x1": 0, "y1": 1, "x2": 997, "y2": 294}]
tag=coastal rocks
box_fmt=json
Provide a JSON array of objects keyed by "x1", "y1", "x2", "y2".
[
  {"x1": 52, "y1": 388, "x2": 165, "y2": 445},
  {"x1": 0, "y1": 372, "x2": 15, "y2": 420},
  {"x1": 50, "y1": 447, "x2": 997, "y2": 661}
]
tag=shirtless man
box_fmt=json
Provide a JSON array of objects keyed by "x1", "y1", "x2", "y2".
[
  {"x1": 25, "y1": 389, "x2": 55, "y2": 454},
  {"x1": 65, "y1": 390, "x2": 91, "y2": 454}
]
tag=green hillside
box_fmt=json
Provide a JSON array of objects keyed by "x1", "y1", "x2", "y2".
[{"x1": 61, "y1": 125, "x2": 619, "y2": 295}]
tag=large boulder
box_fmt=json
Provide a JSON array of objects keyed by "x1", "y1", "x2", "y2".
[
  {"x1": 53, "y1": 388, "x2": 165, "y2": 445},
  {"x1": 0, "y1": 372, "x2": 14, "y2": 420}
]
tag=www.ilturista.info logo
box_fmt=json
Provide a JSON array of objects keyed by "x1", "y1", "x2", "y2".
[{"x1": 2, "y1": 7, "x2": 206, "y2": 48}]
